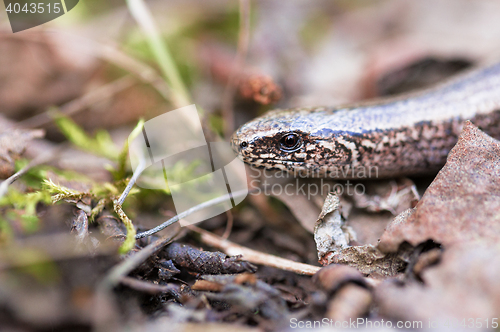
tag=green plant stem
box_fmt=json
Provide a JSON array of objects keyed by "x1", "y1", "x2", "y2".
[
  {"x1": 126, "y1": 0, "x2": 191, "y2": 108},
  {"x1": 113, "y1": 200, "x2": 137, "y2": 254},
  {"x1": 115, "y1": 119, "x2": 144, "y2": 180}
]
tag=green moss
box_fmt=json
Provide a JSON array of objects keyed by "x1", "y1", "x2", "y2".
[
  {"x1": 0, "y1": 188, "x2": 52, "y2": 236},
  {"x1": 51, "y1": 111, "x2": 119, "y2": 160}
]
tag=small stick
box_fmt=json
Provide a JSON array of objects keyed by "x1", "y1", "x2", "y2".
[
  {"x1": 117, "y1": 148, "x2": 251, "y2": 240},
  {"x1": 120, "y1": 276, "x2": 182, "y2": 296},
  {"x1": 187, "y1": 225, "x2": 321, "y2": 276},
  {"x1": 135, "y1": 189, "x2": 250, "y2": 239},
  {"x1": 0, "y1": 146, "x2": 58, "y2": 199},
  {"x1": 117, "y1": 157, "x2": 146, "y2": 206}
]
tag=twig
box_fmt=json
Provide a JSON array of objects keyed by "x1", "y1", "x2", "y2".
[
  {"x1": 0, "y1": 146, "x2": 58, "y2": 200},
  {"x1": 120, "y1": 276, "x2": 182, "y2": 297},
  {"x1": 117, "y1": 157, "x2": 146, "y2": 206},
  {"x1": 117, "y1": 137, "x2": 250, "y2": 241},
  {"x1": 113, "y1": 133, "x2": 147, "y2": 252},
  {"x1": 222, "y1": 0, "x2": 251, "y2": 138},
  {"x1": 187, "y1": 225, "x2": 321, "y2": 276},
  {"x1": 135, "y1": 189, "x2": 250, "y2": 239}
]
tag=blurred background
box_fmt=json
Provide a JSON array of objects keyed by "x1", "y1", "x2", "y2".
[{"x1": 2, "y1": 0, "x2": 500, "y2": 330}]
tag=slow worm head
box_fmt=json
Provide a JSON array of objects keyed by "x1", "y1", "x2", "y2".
[{"x1": 231, "y1": 62, "x2": 500, "y2": 179}]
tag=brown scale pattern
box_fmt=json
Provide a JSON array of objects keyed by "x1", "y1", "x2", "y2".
[{"x1": 236, "y1": 111, "x2": 500, "y2": 179}]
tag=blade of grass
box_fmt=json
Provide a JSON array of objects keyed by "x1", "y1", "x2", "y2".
[
  {"x1": 114, "y1": 119, "x2": 145, "y2": 180},
  {"x1": 126, "y1": 0, "x2": 191, "y2": 108},
  {"x1": 222, "y1": 0, "x2": 251, "y2": 138},
  {"x1": 51, "y1": 111, "x2": 118, "y2": 160},
  {"x1": 0, "y1": 149, "x2": 57, "y2": 200}
]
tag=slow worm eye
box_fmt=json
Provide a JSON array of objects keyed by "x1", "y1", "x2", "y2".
[{"x1": 279, "y1": 133, "x2": 302, "y2": 151}]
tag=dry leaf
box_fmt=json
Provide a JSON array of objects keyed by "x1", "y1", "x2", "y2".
[
  {"x1": 376, "y1": 243, "x2": 500, "y2": 321},
  {"x1": 349, "y1": 179, "x2": 419, "y2": 215},
  {"x1": 0, "y1": 127, "x2": 44, "y2": 178},
  {"x1": 313, "y1": 193, "x2": 407, "y2": 276},
  {"x1": 314, "y1": 193, "x2": 352, "y2": 263},
  {"x1": 379, "y1": 121, "x2": 500, "y2": 253},
  {"x1": 0, "y1": 32, "x2": 96, "y2": 121},
  {"x1": 313, "y1": 264, "x2": 367, "y2": 292},
  {"x1": 322, "y1": 245, "x2": 406, "y2": 277}
]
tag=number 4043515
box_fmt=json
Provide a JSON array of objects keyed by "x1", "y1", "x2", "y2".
[{"x1": 5, "y1": 2, "x2": 62, "y2": 14}]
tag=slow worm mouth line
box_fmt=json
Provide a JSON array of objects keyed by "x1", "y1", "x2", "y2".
[
  {"x1": 244, "y1": 159, "x2": 304, "y2": 168},
  {"x1": 243, "y1": 157, "x2": 303, "y2": 163}
]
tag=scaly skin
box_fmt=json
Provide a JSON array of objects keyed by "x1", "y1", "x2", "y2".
[{"x1": 231, "y1": 62, "x2": 500, "y2": 179}]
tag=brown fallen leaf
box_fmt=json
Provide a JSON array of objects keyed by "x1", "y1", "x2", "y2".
[
  {"x1": 379, "y1": 121, "x2": 500, "y2": 253},
  {"x1": 349, "y1": 178, "x2": 419, "y2": 215},
  {"x1": 321, "y1": 245, "x2": 407, "y2": 277},
  {"x1": 314, "y1": 193, "x2": 352, "y2": 262},
  {"x1": 0, "y1": 127, "x2": 44, "y2": 178},
  {"x1": 313, "y1": 193, "x2": 407, "y2": 276},
  {"x1": 0, "y1": 32, "x2": 96, "y2": 121},
  {"x1": 313, "y1": 264, "x2": 367, "y2": 292},
  {"x1": 269, "y1": 177, "x2": 327, "y2": 233},
  {"x1": 375, "y1": 243, "x2": 500, "y2": 322},
  {"x1": 272, "y1": 177, "x2": 418, "y2": 241},
  {"x1": 345, "y1": 210, "x2": 395, "y2": 246}
]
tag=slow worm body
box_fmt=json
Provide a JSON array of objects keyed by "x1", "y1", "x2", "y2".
[{"x1": 231, "y1": 62, "x2": 500, "y2": 178}]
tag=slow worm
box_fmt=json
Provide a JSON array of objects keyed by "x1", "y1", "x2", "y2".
[{"x1": 231, "y1": 62, "x2": 500, "y2": 178}]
